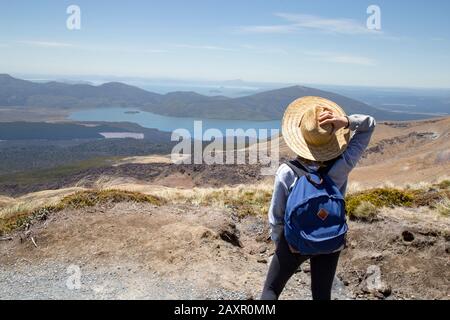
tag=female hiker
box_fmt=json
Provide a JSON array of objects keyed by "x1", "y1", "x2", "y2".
[{"x1": 261, "y1": 96, "x2": 376, "y2": 300}]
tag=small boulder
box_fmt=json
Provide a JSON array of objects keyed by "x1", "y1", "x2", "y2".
[
  {"x1": 360, "y1": 265, "x2": 392, "y2": 298},
  {"x1": 257, "y1": 258, "x2": 268, "y2": 264},
  {"x1": 300, "y1": 261, "x2": 311, "y2": 273},
  {"x1": 258, "y1": 244, "x2": 267, "y2": 254},
  {"x1": 218, "y1": 223, "x2": 243, "y2": 248},
  {"x1": 370, "y1": 253, "x2": 384, "y2": 261}
]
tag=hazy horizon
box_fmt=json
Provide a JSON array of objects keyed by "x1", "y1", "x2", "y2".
[{"x1": 6, "y1": 72, "x2": 450, "y2": 92}]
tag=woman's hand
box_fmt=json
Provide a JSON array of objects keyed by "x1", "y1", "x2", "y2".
[{"x1": 318, "y1": 108, "x2": 349, "y2": 132}]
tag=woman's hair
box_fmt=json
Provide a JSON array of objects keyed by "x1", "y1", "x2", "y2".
[
  {"x1": 296, "y1": 155, "x2": 339, "y2": 168},
  {"x1": 296, "y1": 156, "x2": 322, "y2": 166}
]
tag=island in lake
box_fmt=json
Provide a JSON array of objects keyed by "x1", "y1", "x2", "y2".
[{"x1": 124, "y1": 110, "x2": 140, "y2": 114}]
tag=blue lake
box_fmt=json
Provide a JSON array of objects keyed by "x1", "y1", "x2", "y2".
[{"x1": 69, "y1": 108, "x2": 281, "y2": 137}]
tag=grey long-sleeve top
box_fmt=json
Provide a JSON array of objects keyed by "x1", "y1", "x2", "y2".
[{"x1": 268, "y1": 114, "x2": 376, "y2": 243}]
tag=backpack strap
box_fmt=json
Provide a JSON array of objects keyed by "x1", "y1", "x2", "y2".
[
  {"x1": 285, "y1": 160, "x2": 324, "y2": 188},
  {"x1": 284, "y1": 160, "x2": 305, "y2": 192},
  {"x1": 285, "y1": 159, "x2": 310, "y2": 177},
  {"x1": 285, "y1": 157, "x2": 340, "y2": 188}
]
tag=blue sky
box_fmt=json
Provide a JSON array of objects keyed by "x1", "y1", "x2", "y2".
[{"x1": 1, "y1": 0, "x2": 449, "y2": 88}]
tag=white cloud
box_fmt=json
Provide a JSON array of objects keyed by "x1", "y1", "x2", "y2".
[
  {"x1": 326, "y1": 55, "x2": 376, "y2": 66},
  {"x1": 277, "y1": 13, "x2": 374, "y2": 35},
  {"x1": 237, "y1": 12, "x2": 382, "y2": 35},
  {"x1": 141, "y1": 49, "x2": 168, "y2": 53},
  {"x1": 17, "y1": 40, "x2": 74, "y2": 48},
  {"x1": 174, "y1": 44, "x2": 237, "y2": 51},
  {"x1": 240, "y1": 44, "x2": 288, "y2": 55},
  {"x1": 302, "y1": 51, "x2": 376, "y2": 66},
  {"x1": 117, "y1": 47, "x2": 168, "y2": 54},
  {"x1": 16, "y1": 41, "x2": 168, "y2": 54},
  {"x1": 237, "y1": 24, "x2": 297, "y2": 34}
]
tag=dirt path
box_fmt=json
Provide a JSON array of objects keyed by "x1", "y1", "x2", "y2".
[{"x1": 0, "y1": 202, "x2": 448, "y2": 300}]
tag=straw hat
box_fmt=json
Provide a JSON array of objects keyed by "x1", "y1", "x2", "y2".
[{"x1": 282, "y1": 96, "x2": 351, "y2": 162}]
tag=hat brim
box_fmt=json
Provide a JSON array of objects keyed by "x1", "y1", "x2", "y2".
[{"x1": 282, "y1": 96, "x2": 351, "y2": 162}]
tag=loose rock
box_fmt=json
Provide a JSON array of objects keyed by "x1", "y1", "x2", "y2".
[{"x1": 360, "y1": 265, "x2": 392, "y2": 298}]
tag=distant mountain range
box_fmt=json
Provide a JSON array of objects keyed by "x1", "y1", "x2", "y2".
[{"x1": 0, "y1": 74, "x2": 430, "y2": 121}]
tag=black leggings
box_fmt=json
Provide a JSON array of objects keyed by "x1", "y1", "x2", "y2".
[{"x1": 261, "y1": 235, "x2": 340, "y2": 300}]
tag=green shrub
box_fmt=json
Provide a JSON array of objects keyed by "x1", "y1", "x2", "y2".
[
  {"x1": 435, "y1": 180, "x2": 450, "y2": 190},
  {"x1": 57, "y1": 189, "x2": 164, "y2": 209},
  {"x1": 351, "y1": 201, "x2": 379, "y2": 221},
  {"x1": 346, "y1": 188, "x2": 414, "y2": 219}
]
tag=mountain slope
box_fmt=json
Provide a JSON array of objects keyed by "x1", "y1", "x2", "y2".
[
  {"x1": 0, "y1": 74, "x2": 160, "y2": 108},
  {"x1": 0, "y1": 74, "x2": 425, "y2": 121},
  {"x1": 233, "y1": 86, "x2": 389, "y2": 120},
  {"x1": 272, "y1": 116, "x2": 450, "y2": 189}
]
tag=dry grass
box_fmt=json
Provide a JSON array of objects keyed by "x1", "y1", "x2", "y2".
[
  {"x1": 0, "y1": 195, "x2": 14, "y2": 209},
  {"x1": 0, "y1": 184, "x2": 272, "y2": 235},
  {"x1": 1, "y1": 177, "x2": 449, "y2": 235},
  {"x1": 436, "y1": 197, "x2": 450, "y2": 217},
  {"x1": 349, "y1": 177, "x2": 450, "y2": 194},
  {"x1": 0, "y1": 189, "x2": 164, "y2": 235},
  {"x1": 151, "y1": 184, "x2": 273, "y2": 218},
  {"x1": 0, "y1": 187, "x2": 86, "y2": 219},
  {"x1": 113, "y1": 154, "x2": 172, "y2": 166},
  {"x1": 0, "y1": 202, "x2": 32, "y2": 220}
]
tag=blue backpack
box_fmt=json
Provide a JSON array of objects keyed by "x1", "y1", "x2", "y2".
[{"x1": 284, "y1": 160, "x2": 348, "y2": 255}]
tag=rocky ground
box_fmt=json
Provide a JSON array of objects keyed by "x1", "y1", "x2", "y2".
[
  {"x1": 1, "y1": 201, "x2": 448, "y2": 300},
  {"x1": 0, "y1": 162, "x2": 266, "y2": 197}
]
